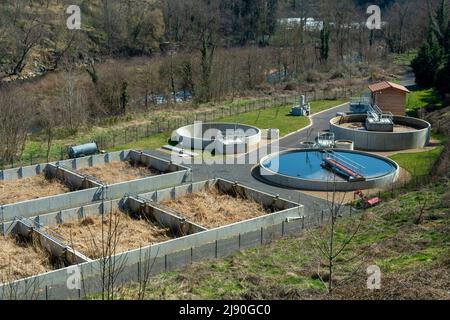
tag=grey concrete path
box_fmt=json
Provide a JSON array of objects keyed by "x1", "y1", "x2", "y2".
[
  {"x1": 400, "y1": 69, "x2": 417, "y2": 88},
  {"x1": 278, "y1": 103, "x2": 350, "y2": 149}
]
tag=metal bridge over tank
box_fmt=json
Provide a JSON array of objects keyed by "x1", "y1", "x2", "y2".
[
  {"x1": 365, "y1": 104, "x2": 394, "y2": 132},
  {"x1": 321, "y1": 150, "x2": 366, "y2": 182}
]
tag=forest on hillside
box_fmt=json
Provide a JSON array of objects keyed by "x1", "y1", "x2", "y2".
[{"x1": 0, "y1": 0, "x2": 436, "y2": 79}]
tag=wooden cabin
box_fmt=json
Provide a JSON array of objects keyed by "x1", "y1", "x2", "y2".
[{"x1": 368, "y1": 81, "x2": 410, "y2": 116}]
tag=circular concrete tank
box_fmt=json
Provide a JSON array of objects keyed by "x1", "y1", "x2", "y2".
[
  {"x1": 330, "y1": 115, "x2": 431, "y2": 151},
  {"x1": 174, "y1": 122, "x2": 262, "y2": 154},
  {"x1": 259, "y1": 149, "x2": 400, "y2": 192}
]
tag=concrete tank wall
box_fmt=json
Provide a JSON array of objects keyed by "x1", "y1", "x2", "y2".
[
  {"x1": 330, "y1": 115, "x2": 431, "y2": 151},
  {"x1": 174, "y1": 123, "x2": 262, "y2": 152},
  {"x1": 259, "y1": 149, "x2": 400, "y2": 192}
]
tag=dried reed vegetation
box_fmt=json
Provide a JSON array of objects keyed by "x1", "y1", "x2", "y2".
[
  {"x1": 47, "y1": 211, "x2": 173, "y2": 259},
  {"x1": 77, "y1": 161, "x2": 160, "y2": 184},
  {"x1": 0, "y1": 236, "x2": 53, "y2": 284},
  {"x1": 0, "y1": 175, "x2": 70, "y2": 205},
  {"x1": 162, "y1": 187, "x2": 270, "y2": 228}
]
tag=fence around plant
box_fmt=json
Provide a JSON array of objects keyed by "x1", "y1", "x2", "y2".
[{"x1": 1, "y1": 88, "x2": 355, "y2": 170}]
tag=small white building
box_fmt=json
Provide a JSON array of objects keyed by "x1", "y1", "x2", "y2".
[{"x1": 278, "y1": 17, "x2": 323, "y2": 31}]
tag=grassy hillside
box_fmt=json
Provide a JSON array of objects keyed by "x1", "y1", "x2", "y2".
[{"x1": 111, "y1": 180, "x2": 450, "y2": 300}]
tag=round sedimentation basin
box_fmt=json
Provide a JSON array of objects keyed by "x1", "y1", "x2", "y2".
[
  {"x1": 259, "y1": 149, "x2": 400, "y2": 192},
  {"x1": 174, "y1": 122, "x2": 262, "y2": 154},
  {"x1": 330, "y1": 114, "x2": 431, "y2": 151}
]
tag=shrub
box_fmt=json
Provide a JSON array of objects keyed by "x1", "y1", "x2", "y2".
[{"x1": 411, "y1": 38, "x2": 443, "y2": 88}]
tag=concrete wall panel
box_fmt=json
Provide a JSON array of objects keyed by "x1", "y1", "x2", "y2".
[
  {"x1": 330, "y1": 115, "x2": 431, "y2": 151},
  {"x1": 166, "y1": 249, "x2": 192, "y2": 272},
  {"x1": 284, "y1": 219, "x2": 304, "y2": 236},
  {"x1": 217, "y1": 236, "x2": 240, "y2": 258},
  {"x1": 239, "y1": 230, "x2": 262, "y2": 250},
  {"x1": 192, "y1": 242, "x2": 216, "y2": 262}
]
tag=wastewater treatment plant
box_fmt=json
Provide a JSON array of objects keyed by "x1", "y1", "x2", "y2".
[
  {"x1": 1, "y1": 78, "x2": 444, "y2": 302},
  {"x1": 1, "y1": 1, "x2": 449, "y2": 304}
]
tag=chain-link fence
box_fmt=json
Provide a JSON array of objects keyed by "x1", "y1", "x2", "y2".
[{"x1": 1, "y1": 88, "x2": 355, "y2": 170}]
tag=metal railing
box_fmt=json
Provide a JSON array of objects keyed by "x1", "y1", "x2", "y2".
[
  {"x1": 367, "y1": 104, "x2": 394, "y2": 123},
  {"x1": 323, "y1": 150, "x2": 365, "y2": 177}
]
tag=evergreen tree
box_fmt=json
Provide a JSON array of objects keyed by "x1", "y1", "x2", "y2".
[
  {"x1": 120, "y1": 81, "x2": 129, "y2": 115},
  {"x1": 435, "y1": 55, "x2": 450, "y2": 94},
  {"x1": 320, "y1": 23, "x2": 330, "y2": 62},
  {"x1": 412, "y1": 31, "x2": 443, "y2": 87},
  {"x1": 412, "y1": 0, "x2": 449, "y2": 90}
]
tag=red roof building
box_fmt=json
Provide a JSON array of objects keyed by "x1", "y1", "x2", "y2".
[{"x1": 368, "y1": 81, "x2": 410, "y2": 116}]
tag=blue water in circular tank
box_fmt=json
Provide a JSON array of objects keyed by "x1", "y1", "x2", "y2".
[{"x1": 262, "y1": 150, "x2": 397, "y2": 181}]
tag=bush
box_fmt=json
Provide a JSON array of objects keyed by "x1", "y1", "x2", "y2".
[
  {"x1": 306, "y1": 70, "x2": 323, "y2": 83},
  {"x1": 411, "y1": 39, "x2": 443, "y2": 87},
  {"x1": 284, "y1": 82, "x2": 296, "y2": 91},
  {"x1": 435, "y1": 57, "x2": 450, "y2": 95}
]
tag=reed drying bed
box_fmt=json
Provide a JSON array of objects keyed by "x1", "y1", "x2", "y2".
[
  {"x1": 162, "y1": 188, "x2": 271, "y2": 228},
  {"x1": 0, "y1": 175, "x2": 70, "y2": 206},
  {"x1": 0, "y1": 236, "x2": 53, "y2": 285},
  {"x1": 46, "y1": 211, "x2": 173, "y2": 259},
  {"x1": 77, "y1": 161, "x2": 161, "y2": 184}
]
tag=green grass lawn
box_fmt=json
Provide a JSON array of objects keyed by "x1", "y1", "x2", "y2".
[
  {"x1": 107, "y1": 132, "x2": 171, "y2": 152},
  {"x1": 389, "y1": 132, "x2": 446, "y2": 178},
  {"x1": 217, "y1": 99, "x2": 346, "y2": 137},
  {"x1": 392, "y1": 52, "x2": 417, "y2": 66},
  {"x1": 108, "y1": 181, "x2": 449, "y2": 300},
  {"x1": 407, "y1": 88, "x2": 442, "y2": 117},
  {"x1": 390, "y1": 146, "x2": 444, "y2": 178}
]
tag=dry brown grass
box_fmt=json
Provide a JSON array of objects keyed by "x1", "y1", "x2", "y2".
[
  {"x1": 77, "y1": 161, "x2": 160, "y2": 184},
  {"x1": 0, "y1": 236, "x2": 53, "y2": 285},
  {"x1": 162, "y1": 188, "x2": 270, "y2": 228},
  {"x1": 0, "y1": 175, "x2": 70, "y2": 206},
  {"x1": 46, "y1": 211, "x2": 173, "y2": 259}
]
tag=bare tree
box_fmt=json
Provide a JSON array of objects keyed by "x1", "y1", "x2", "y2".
[
  {"x1": 0, "y1": 87, "x2": 33, "y2": 165},
  {"x1": 58, "y1": 66, "x2": 88, "y2": 133},
  {"x1": 309, "y1": 179, "x2": 364, "y2": 295}
]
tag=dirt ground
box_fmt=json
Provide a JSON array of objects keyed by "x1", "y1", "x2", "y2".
[
  {"x1": 162, "y1": 188, "x2": 271, "y2": 228},
  {"x1": 0, "y1": 236, "x2": 53, "y2": 285},
  {"x1": 0, "y1": 175, "x2": 70, "y2": 206},
  {"x1": 77, "y1": 161, "x2": 161, "y2": 184},
  {"x1": 46, "y1": 211, "x2": 173, "y2": 259}
]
